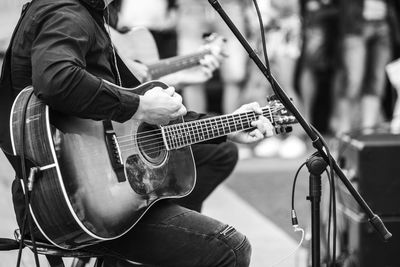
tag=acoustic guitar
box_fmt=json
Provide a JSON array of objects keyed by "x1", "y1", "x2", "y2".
[{"x1": 10, "y1": 26, "x2": 296, "y2": 249}]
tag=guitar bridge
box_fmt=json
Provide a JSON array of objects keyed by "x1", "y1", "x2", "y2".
[{"x1": 103, "y1": 121, "x2": 126, "y2": 182}]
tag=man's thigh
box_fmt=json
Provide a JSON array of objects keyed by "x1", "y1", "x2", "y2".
[{"x1": 93, "y1": 201, "x2": 250, "y2": 267}]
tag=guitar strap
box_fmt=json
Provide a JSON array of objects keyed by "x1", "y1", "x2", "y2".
[
  {"x1": 0, "y1": 0, "x2": 40, "y2": 175},
  {"x1": 0, "y1": 2, "x2": 43, "y2": 267},
  {"x1": 0, "y1": 1, "x2": 35, "y2": 156}
]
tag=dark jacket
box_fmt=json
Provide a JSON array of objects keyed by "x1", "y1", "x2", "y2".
[{"x1": 0, "y1": 0, "x2": 141, "y2": 154}]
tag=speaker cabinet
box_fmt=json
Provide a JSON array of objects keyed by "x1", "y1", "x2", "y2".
[
  {"x1": 338, "y1": 133, "x2": 400, "y2": 216},
  {"x1": 339, "y1": 214, "x2": 400, "y2": 267},
  {"x1": 337, "y1": 133, "x2": 400, "y2": 267}
]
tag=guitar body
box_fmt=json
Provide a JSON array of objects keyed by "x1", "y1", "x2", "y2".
[
  {"x1": 110, "y1": 26, "x2": 160, "y2": 65},
  {"x1": 10, "y1": 83, "x2": 196, "y2": 249},
  {"x1": 111, "y1": 27, "x2": 161, "y2": 82}
]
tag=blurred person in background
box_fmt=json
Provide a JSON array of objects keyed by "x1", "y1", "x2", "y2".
[
  {"x1": 298, "y1": 0, "x2": 339, "y2": 134},
  {"x1": 177, "y1": 0, "x2": 249, "y2": 115},
  {"x1": 244, "y1": 0, "x2": 307, "y2": 159},
  {"x1": 334, "y1": 0, "x2": 400, "y2": 135},
  {"x1": 117, "y1": 0, "x2": 179, "y2": 59}
]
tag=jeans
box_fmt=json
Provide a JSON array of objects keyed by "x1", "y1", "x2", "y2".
[
  {"x1": 95, "y1": 201, "x2": 251, "y2": 267},
  {"x1": 88, "y1": 142, "x2": 249, "y2": 266},
  {"x1": 341, "y1": 20, "x2": 392, "y2": 99}
]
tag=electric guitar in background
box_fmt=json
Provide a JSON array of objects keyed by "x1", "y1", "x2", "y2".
[
  {"x1": 110, "y1": 26, "x2": 226, "y2": 82},
  {"x1": 11, "y1": 82, "x2": 296, "y2": 250}
]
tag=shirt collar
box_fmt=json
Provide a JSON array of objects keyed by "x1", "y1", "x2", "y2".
[{"x1": 80, "y1": 0, "x2": 113, "y2": 10}]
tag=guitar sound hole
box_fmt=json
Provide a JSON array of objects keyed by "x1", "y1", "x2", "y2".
[{"x1": 137, "y1": 123, "x2": 167, "y2": 165}]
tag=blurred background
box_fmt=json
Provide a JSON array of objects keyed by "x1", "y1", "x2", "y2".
[{"x1": 2, "y1": 0, "x2": 400, "y2": 266}]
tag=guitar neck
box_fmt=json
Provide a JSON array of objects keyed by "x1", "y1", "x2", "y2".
[
  {"x1": 163, "y1": 107, "x2": 275, "y2": 150},
  {"x1": 147, "y1": 50, "x2": 209, "y2": 79}
]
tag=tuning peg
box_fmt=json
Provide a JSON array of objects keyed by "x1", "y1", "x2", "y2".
[
  {"x1": 202, "y1": 32, "x2": 214, "y2": 39},
  {"x1": 266, "y1": 95, "x2": 279, "y2": 102},
  {"x1": 266, "y1": 95, "x2": 294, "y2": 102},
  {"x1": 274, "y1": 126, "x2": 293, "y2": 135},
  {"x1": 288, "y1": 115, "x2": 297, "y2": 123}
]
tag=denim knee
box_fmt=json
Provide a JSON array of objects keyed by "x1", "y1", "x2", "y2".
[{"x1": 217, "y1": 225, "x2": 252, "y2": 267}]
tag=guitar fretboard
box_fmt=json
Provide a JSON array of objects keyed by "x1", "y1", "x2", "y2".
[
  {"x1": 148, "y1": 51, "x2": 209, "y2": 79},
  {"x1": 162, "y1": 107, "x2": 274, "y2": 150}
]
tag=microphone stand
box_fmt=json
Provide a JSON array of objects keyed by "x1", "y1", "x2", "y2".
[{"x1": 207, "y1": 0, "x2": 392, "y2": 266}]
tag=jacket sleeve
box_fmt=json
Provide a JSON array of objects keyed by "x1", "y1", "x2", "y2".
[{"x1": 31, "y1": 6, "x2": 139, "y2": 123}]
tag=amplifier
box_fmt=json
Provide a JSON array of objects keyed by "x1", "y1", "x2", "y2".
[
  {"x1": 339, "y1": 211, "x2": 400, "y2": 267},
  {"x1": 337, "y1": 133, "x2": 400, "y2": 216}
]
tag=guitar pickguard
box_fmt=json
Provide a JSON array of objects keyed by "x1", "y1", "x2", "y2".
[{"x1": 125, "y1": 154, "x2": 168, "y2": 195}]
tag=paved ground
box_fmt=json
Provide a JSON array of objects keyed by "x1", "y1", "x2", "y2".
[{"x1": 203, "y1": 184, "x2": 308, "y2": 267}]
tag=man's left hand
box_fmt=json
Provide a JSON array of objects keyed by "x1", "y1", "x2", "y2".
[{"x1": 228, "y1": 102, "x2": 274, "y2": 144}]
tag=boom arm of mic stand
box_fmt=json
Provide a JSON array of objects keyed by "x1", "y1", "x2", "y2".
[{"x1": 207, "y1": 0, "x2": 391, "y2": 241}]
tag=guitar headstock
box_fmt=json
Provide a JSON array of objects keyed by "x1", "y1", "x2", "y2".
[
  {"x1": 202, "y1": 33, "x2": 227, "y2": 58},
  {"x1": 265, "y1": 95, "x2": 297, "y2": 134}
]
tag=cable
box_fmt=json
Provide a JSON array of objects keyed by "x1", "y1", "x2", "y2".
[
  {"x1": 291, "y1": 162, "x2": 307, "y2": 219},
  {"x1": 270, "y1": 227, "x2": 305, "y2": 267},
  {"x1": 325, "y1": 169, "x2": 332, "y2": 264},
  {"x1": 16, "y1": 90, "x2": 40, "y2": 267},
  {"x1": 265, "y1": 161, "x2": 307, "y2": 267},
  {"x1": 251, "y1": 0, "x2": 273, "y2": 82}
]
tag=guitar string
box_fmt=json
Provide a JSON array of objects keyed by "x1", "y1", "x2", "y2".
[
  {"x1": 118, "y1": 114, "x2": 290, "y2": 153},
  {"x1": 117, "y1": 109, "x2": 291, "y2": 155},
  {"x1": 119, "y1": 124, "x2": 285, "y2": 155},
  {"x1": 118, "y1": 115, "x2": 289, "y2": 156},
  {"x1": 116, "y1": 112, "x2": 286, "y2": 149},
  {"x1": 116, "y1": 112, "x2": 283, "y2": 144},
  {"x1": 116, "y1": 112, "x2": 285, "y2": 149},
  {"x1": 115, "y1": 106, "x2": 284, "y2": 141},
  {"x1": 117, "y1": 114, "x2": 286, "y2": 153},
  {"x1": 117, "y1": 112, "x2": 285, "y2": 148}
]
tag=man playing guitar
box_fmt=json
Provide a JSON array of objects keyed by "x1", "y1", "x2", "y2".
[{"x1": 0, "y1": 0, "x2": 276, "y2": 266}]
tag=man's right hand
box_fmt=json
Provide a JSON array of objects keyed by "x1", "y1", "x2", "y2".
[{"x1": 133, "y1": 86, "x2": 187, "y2": 125}]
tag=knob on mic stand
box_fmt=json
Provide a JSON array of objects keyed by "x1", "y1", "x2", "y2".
[{"x1": 306, "y1": 152, "x2": 328, "y2": 265}]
